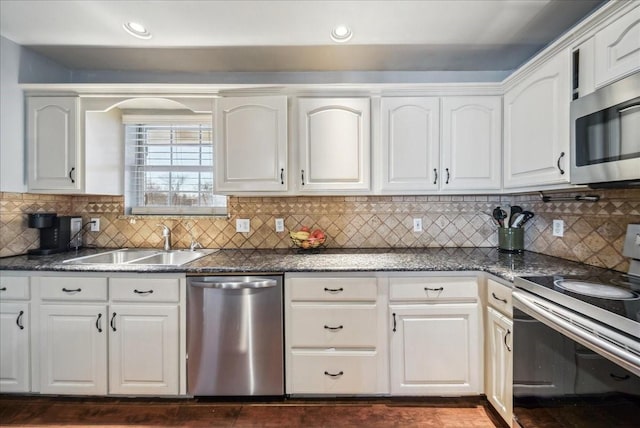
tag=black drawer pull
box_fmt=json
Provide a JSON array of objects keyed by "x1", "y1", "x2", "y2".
[
  {"x1": 324, "y1": 287, "x2": 344, "y2": 293},
  {"x1": 557, "y1": 152, "x2": 565, "y2": 175},
  {"x1": 433, "y1": 168, "x2": 438, "y2": 184},
  {"x1": 610, "y1": 373, "x2": 630, "y2": 381},
  {"x1": 134, "y1": 289, "x2": 154, "y2": 295},
  {"x1": 445, "y1": 167, "x2": 450, "y2": 184},
  {"x1": 280, "y1": 168, "x2": 285, "y2": 185},
  {"x1": 69, "y1": 167, "x2": 76, "y2": 183},
  {"x1": 301, "y1": 169, "x2": 305, "y2": 186},
  {"x1": 110, "y1": 312, "x2": 117, "y2": 332},
  {"x1": 324, "y1": 325, "x2": 343, "y2": 331},
  {"x1": 504, "y1": 329, "x2": 512, "y2": 352},
  {"x1": 324, "y1": 371, "x2": 344, "y2": 378},
  {"x1": 95, "y1": 313, "x2": 103, "y2": 333},
  {"x1": 0, "y1": 287, "x2": 7, "y2": 291},
  {"x1": 492, "y1": 292, "x2": 508, "y2": 304},
  {"x1": 392, "y1": 312, "x2": 397, "y2": 333},
  {"x1": 62, "y1": 287, "x2": 82, "y2": 293},
  {"x1": 424, "y1": 287, "x2": 444, "y2": 292},
  {"x1": 16, "y1": 310, "x2": 24, "y2": 330}
]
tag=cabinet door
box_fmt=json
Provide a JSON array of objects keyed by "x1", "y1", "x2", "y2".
[
  {"x1": 503, "y1": 51, "x2": 571, "y2": 188},
  {"x1": 379, "y1": 97, "x2": 439, "y2": 192},
  {"x1": 389, "y1": 303, "x2": 480, "y2": 395},
  {"x1": 27, "y1": 97, "x2": 80, "y2": 192},
  {"x1": 441, "y1": 96, "x2": 502, "y2": 191},
  {"x1": 0, "y1": 303, "x2": 30, "y2": 393},
  {"x1": 215, "y1": 96, "x2": 288, "y2": 192},
  {"x1": 486, "y1": 307, "x2": 513, "y2": 426},
  {"x1": 298, "y1": 98, "x2": 370, "y2": 192},
  {"x1": 39, "y1": 304, "x2": 107, "y2": 395},
  {"x1": 108, "y1": 304, "x2": 179, "y2": 395},
  {"x1": 594, "y1": 5, "x2": 640, "y2": 87}
]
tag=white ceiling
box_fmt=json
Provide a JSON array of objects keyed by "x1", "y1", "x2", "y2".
[{"x1": 0, "y1": 0, "x2": 606, "y2": 73}]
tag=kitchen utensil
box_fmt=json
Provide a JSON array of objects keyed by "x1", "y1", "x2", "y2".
[
  {"x1": 493, "y1": 207, "x2": 507, "y2": 228},
  {"x1": 513, "y1": 211, "x2": 535, "y2": 227},
  {"x1": 508, "y1": 206, "x2": 523, "y2": 227},
  {"x1": 510, "y1": 213, "x2": 525, "y2": 228}
]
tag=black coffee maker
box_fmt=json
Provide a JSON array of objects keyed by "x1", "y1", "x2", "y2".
[{"x1": 27, "y1": 213, "x2": 82, "y2": 255}]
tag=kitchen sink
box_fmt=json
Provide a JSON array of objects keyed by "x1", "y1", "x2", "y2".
[{"x1": 63, "y1": 248, "x2": 217, "y2": 266}]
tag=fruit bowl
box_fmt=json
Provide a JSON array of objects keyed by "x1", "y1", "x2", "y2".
[{"x1": 290, "y1": 229, "x2": 327, "y2": 250}]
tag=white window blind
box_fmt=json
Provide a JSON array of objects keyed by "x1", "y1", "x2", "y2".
[{"x1": 123, "y1": 115, "x2": 227, "y2": 215}]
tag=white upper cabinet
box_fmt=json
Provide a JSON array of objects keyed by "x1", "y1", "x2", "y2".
[
  {"x1": 441, "y1": 96, "x2": 502, "y2": 191},
  {"x1": 27, "y1": 97, "x2": 81, "y2": 192},
  {"x1": 379, "y1": 97, "x2": 440, "y2": 192},
  {"x1": 594, "y1": 4, "x2": 640, "y2": 88},
  {"x1": 297, "y1": 98, "x2": 371, "y2": 193},
  {"x1": 503, "y1": 50, "x2": 571, "y2": 189},
  {"x1": 379, "y1": 96, "x2": 500, "y2": 193},
  {"x1": 215, "y1": 96, "x2": 288, "y2": 193},
  {"x1": 27, "y1": 96, "x2": 124, "y2": 195}
]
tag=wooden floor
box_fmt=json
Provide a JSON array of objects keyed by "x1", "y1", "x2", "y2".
[{"x1": 0, "y1": 396, "x2": 506, "y2": 427}]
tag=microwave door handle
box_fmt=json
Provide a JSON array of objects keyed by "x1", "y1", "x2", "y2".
[{"x1": 618, "y1": 104, "x2": 640, "y2": 113}]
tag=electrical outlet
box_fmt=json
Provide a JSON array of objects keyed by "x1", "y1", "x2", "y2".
[
  {"x1": 552, "y1": 219, "x2": 564, "y2": 237},
  {"x1": 236, "y1": 219, "x2": 250, "y2": 233},
  {"x1": 90, "y1": 218, "x2": 100, "y2": 232},
  {"x1": 413, "y1": 218, "x2": 423, "y2": 232},
  {"x1": 275, "y1": 218, "x2": 285, "y2": 232}
]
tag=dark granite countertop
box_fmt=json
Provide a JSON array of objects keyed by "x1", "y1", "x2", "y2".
[{"x1": 0, "y1": 247, "x2": 611, "y2": 282}]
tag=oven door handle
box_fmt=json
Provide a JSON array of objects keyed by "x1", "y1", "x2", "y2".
[{"x1": 513, "y1": 290, "x2": 640, "y2": 377}]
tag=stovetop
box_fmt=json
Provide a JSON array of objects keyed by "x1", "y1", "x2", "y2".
[{"x1": 515, "y1": 272, "x2": 640, "y2": 339}]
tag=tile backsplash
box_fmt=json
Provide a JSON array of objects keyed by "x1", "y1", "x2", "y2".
[{"x1": 2, "y1": 189, "x2": 639, "y2": 272}]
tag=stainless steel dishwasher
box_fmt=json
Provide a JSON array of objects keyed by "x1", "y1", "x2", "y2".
[{"x1": 187, "y1": 275, "x2": 284, "y2": 396}]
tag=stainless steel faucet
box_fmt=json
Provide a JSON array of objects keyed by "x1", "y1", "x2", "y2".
[{"x1": 158, "y1": 224, "x2": 172, "y2": 251}]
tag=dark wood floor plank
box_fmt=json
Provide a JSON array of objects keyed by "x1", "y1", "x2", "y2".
[{"x1": 0, "y1": 396, "x2": 502, "y2": 427}]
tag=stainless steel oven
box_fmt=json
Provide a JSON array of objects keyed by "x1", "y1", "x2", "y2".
[
  {"x1": 570, "y1": 72, "x2": 640, "y2": 187},
  {"x1": 512, "y1": 224, "x2": 640, "y2": 428}
]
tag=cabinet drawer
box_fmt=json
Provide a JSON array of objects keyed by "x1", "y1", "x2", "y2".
[
  {"x1": 0, "y1": 274, "x2": 30, "y2": 300},
  {"x1": 289, "y1": 277, "x2": 377, "y2": 301},
  {"x1": 110, "y1": 277, "x2": 180, "y2": 303},
  {"x1": 389, "y1": 277, "x2": 477, "y2": 301},
  {"x1": 487, "y1": 279, "x2": 512, "y2": 317},
  {"x1": 39, "y1": 277, "x2": 107, "y2": 301},
  {"x1": 290, "y1": 351, "x2": 378, "y2": 394},
  {"x1": 290, "y1": 304, "x2": 378, "y2": 348}
]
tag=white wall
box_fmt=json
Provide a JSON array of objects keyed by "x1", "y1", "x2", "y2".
[
  {"x1": 1, "y1": 37, "x2": 26, "y2": 192},
  {"x1": 0, "y1": 37, "x2": 70, "y2": 192}
]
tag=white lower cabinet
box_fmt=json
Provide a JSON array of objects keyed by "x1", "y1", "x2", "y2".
[
  {"x1": 389, "y1": 304, "x2": 480, "y2": 395},
  {"x1": 108, "y1": 304, "x2": 179, "y2": 395},
  {"x1": 0, "y1": 302, "x2": 31, "y2": 392},
  {"x1": 285, "y1": 273, "x2": 388, "y2": 395},
  {"x1": 34, "y1": 274, "x2": 183, "y2": 396},
  {"x1": 290, "y1": 350, "x2": 379, "y2": 394},
  {"x1": 388, "y1": 276, "x2": 481, "y2": 396},
  {"x1": 486, "y1": 306, "x2": 513, "y2": 426},
  {"x1": 0, "y1": 272, "x2": 31, "y2": 393},
  {"x1": 39, "y1": 304, "x2": 108, "y2": 395},
  {"x1": 485, "y1": 279, "x2": 513, "y2": 426}
]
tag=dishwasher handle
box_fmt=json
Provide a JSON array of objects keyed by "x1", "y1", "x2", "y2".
[{"x1": 189, "y1": 277, "x2": 278, "y2": 290}]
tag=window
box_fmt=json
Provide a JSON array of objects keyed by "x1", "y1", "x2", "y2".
[{"x1": 124, "y1": 114, "x2": 227, "y2": 215}]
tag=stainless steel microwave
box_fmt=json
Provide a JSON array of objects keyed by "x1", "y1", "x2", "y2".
[{"x1": 570, "y1": 72, "x2": 640, "y2": 187}]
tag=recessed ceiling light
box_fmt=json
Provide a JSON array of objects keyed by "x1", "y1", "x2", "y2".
[
  {"x1": 331, "y1": 25, "x2": 352, "y2": 43},
  {"x1": 123, "y1": 21, "x2": 152, "y2": 39}
]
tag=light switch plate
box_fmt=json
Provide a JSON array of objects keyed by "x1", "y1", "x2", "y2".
[
  {"x1": 236, "y1": 219, "x2": 250, "y2": 233},
  {"x1": 90, "y1": 218, "x2": 100, "y2": 232},
  {"x1": 413, "y1": 218, "x2": 423, "y2": 232},
  {"x1": 552, "y1": 219, "x2": 564, "y2": 237},
  {"x1": 275, "y1": 218, "x2": 285, "y2": 232}
]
